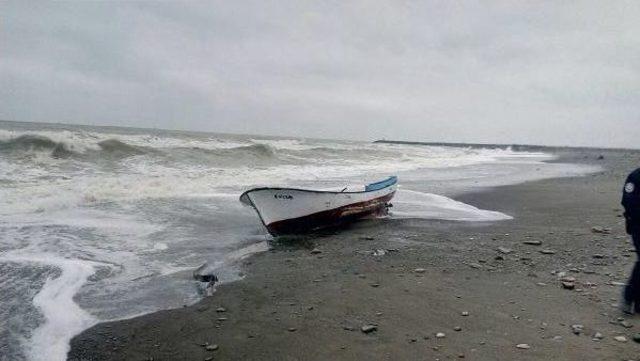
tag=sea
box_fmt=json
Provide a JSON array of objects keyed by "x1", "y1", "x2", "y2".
[{"x1": 0, "y1": 120, "x2": 598, "y2": 361}]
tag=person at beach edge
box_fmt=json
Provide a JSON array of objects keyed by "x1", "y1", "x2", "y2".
[{"x1": 621, "y1": 168, "x2": 640, "y2": 314}]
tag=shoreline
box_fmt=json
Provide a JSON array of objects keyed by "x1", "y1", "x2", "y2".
[{"x1": 69, "y1": 147, "x2": 640, "y2": 361}]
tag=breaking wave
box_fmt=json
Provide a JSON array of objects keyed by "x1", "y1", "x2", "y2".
[
  {"x1": 0, "y1": 135, "x2": 76, "y2": 159},
  {"x1": 96, "y1": 139, "x2": 148, "y2": 157},
  {"x1": 0, "y1": 134, "x2": 151, "y2": 160},
  {"x1": 176, "y1": 143, "x2": 278, "y2": 160},
  {"x1": 231, "y1": 143, "x2": 276, "y2": 157},
  {"x1": 0, "y1": 131, "x2": 280, "y2": 164}
]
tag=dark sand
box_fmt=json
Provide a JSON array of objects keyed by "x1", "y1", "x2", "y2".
[{"x1": 69, "y1": 148, "x2": 640, "y2": 361}]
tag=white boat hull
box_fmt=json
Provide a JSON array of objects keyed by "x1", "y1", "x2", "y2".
[{"x1": 240, "y1": 177, "x2": 397, "y2": 235}]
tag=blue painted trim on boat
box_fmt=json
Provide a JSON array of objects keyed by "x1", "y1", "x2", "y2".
[{"x1": 365, "y1": 176, "x2": 398, "y2": 192}]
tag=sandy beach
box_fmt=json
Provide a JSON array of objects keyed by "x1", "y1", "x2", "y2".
[{"x1": 68, "y1": 147, "x2": 640, "y2": 361}]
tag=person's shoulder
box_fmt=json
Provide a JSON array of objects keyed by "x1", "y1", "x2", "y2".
[{"x1": 629, "y1": 168, "x2": 640, "y2": 180}]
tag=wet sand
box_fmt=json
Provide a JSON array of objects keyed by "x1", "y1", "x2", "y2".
[{"x1": 69, "y1": 147, "x2": 640, "y2": 361}]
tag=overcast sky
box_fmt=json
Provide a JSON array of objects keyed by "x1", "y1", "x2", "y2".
[{"x1": 1, "y1": 1, "x2": 639, "y2": 148}]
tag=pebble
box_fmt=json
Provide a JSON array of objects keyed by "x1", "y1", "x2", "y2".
[
  {"x1": 310, "y1": 248, "x2": 322, "y2": 254},
  {"x1": 539, "y1": 249, "x2": 556, "y2": 255},
  {"x1": 614, "y1": 336, "x2": 627, "y2": 342},
  {"x1": 540, "y1": 322, "x2": 548, "y2": 330},
  {"x1": 561, "y1": 281, "x2": 576, "y2": 290},
  {"x1": 370, "y1": 283, "x2": 380, "y2": 288},
  {"x1": 204, "y1": 357, "x2": 213, "y2": 361},
  {"x1": 435, "y1": 332, "x2": 446, "y2": 339},
  {"x1": 454, "y1": 326, "x2": 462, "y2": 331},
  {"x1": 414, "y1": 268, "x2": 426, "y2": 273},
  {"x1": 571, "y1": 324, "x2": 583, "y2": 335},
  {"x1": 593, "y1": 332, "x2": 604, "y2": 340},
  {"x1": 205, "y1": 344, "x2": 219, "y2": 351},
  {"x1": 516, "y1": 344, "x2": 531, "y2": 349},
  {"x1": 461, "y1": 311, "x2": 469, "y2": 316},
  {"x1": 216, "y1": 307, "x2": 226, "y2": 313},
  {"x1": 633, "y1": 333, "x2": 640, "y2": 343},
  {"x1": 288, "y1": 327, "x2": 297, "y2": 332},
  {"x1": 361, "y1": 325, "x2": 377, "y2": 333},
  {"x1": 523, "y1": 240, "x2": 542, "y2": 246},
  {"x1": 497, "y1": 247, "x2": 513, "y2": 254},
  {"x1": 591, "y1": 226, "x2": 611, "y2": 234},
  {"x1": 620, "y1": 320, "x2": 633, "y2": 328}
]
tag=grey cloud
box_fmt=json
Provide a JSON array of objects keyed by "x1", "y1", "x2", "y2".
[{"x1": 1, "y1": 1, "x2": 639, "y2": 148}]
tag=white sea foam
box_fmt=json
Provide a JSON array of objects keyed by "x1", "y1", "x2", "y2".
[
  {"x1": 391, "y1": 189, "x2": 513, "y2": 222},
  {"x1": 0, "y1": 253, "x2": 100, "y2": 361},
  {"x1": 0, "y1": 147, "x2": 555, "y2": 215}
]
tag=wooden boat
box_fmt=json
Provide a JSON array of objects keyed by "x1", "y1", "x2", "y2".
[{"x1": 240, "y1": 176, "x2": 397, "y2": 236}]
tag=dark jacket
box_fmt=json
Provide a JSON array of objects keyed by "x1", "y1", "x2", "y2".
[{"x1": 622, "y1": 168, "x2": 640, "y2": 234}]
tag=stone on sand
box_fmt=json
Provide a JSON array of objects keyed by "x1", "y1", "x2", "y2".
[
  {"x1": 620, "y1": 320, "x2": 633, "y2": 328},
  {"x1": 497, "y1": 247, "x2": 513, "y2": 254},
  {"x1": 591, "y1": 226, "x2": 611, "y2": 234},
  {"x1": 310, "y1": 248, "x2": 322, "y2": 254},
  {"x1": 523, "y1": 240, "x2": 542, "y2": 246},
  {"x1": 414, "y1": 268, "x2": 426, "y2": 273},
  {"x1": 614, "y1": 335, "x2": 627, "y2": 342},
  {"x1": 361, "y1": 325, "x2": 377, "y2": 333},
  {"x1": 205, "y1": 344, "x2": 219, "y2": 351},
  {"x1": 435, "y1": 332, "x2": 446, "y2": 339},
  {"x1": 571, "y1": 324, "x2": 583, "y2": 335},
  {"x1": 516, "y1": 344, "x2": 531, "y2": 349}
]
